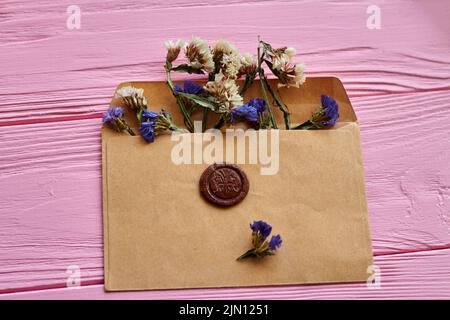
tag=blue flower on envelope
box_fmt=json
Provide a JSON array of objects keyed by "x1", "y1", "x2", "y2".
[
  {"x1": 231, "y1": 98, "x2": 267, "y2": 126},
  {"x1": 102, "y1": 107, "x2": 135, "y2": 136},
  {"x1": 294, "y1": 94, "x2": 339, "y2": 130},
  {"x1": 139, "y1": 110, "x2": 186, "y2": 143},
  {"x1": 174, "y1": 80, "x2": 206, "y2": 95},
  {"x1": 237, "y1": 220, "x2": 282, "y2": 261}
]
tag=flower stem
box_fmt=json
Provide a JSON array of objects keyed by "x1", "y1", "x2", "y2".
[
  {"x1": 126, "y1": 126, "x2": 136, "y2": 136},
  {"x1": 236, "y1": 248, "x2": 256, "y2": 261},
  {"x1": 240, "y1": 74, "x2": 254, "y2": 97},
  {"x1": 214, "y1": 116, "x2": 225, "y2": 129},
  {"x1": 261, "y1": 75, "x2": 291, "y2": 129},
  {"x1": 293, "y1": 120, "x2": 314, "y2": 130},
  {"x1": 165, "y1": 62, "x2": 194, "y2": 132},
  {"x1": 258, "y1": 40, "x2": 277, "y2": 129}
]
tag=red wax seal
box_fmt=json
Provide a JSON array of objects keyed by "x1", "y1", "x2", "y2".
[{"x1": 199, "y1": 163, "x2": 249, "y2": 206}]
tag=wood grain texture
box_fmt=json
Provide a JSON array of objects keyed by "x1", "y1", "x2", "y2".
[
  {"x1": 1, "y1": 0, "x2": 449, "y2": 125},
  {"x1": 0, "y1": 0, "x2": 449, "y2": 298}
]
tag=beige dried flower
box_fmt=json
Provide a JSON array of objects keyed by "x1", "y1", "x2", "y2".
[
  {"x1": 212, "y1": 39, "x2": 241, "y2": 79},
  {"x1": 277, "y1": 62, "x2": 306, "y2": 88},
  {"x1": 165, "y1": 39, "x2": 185, "y2": 63},
  {"x1": 185, "y1": 36, "x2": 215, "y2": 73},
  {"x1": 238, "y1": 53, "x2": 257, "y2": 78},
  {"x1": 285, "y1": 47, "x2": 296, "y2": 58},
  {"x1": 204, "y1": 72, "x2": 243, "y2": 111},
  {"x1": 114, "y1": 86, "x2": 148, "y2": 110}
]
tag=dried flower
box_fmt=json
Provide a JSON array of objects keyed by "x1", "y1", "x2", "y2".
[
  {"x1": 141, "y1": 110, "x2": 159, "y2": 122},
  {"x1": 114, "y1": 86, "x2": 148, "y2": 111},
  {"x1": 204, "y1": 73, "x2": 243, "y2": 112},
  {"x1": 250, "y1": 220, "x2": 272, "y2": 238},
  {"x1": 237, "y1": 220, "x2": 282, "y2": 261},
  {"x1": 285, "y1": 47, "x2": 296, "y2": 58},
  {"x1": 269, "y1": 234, "x2": 282, "y2": 250},
  {"x1": 174, "y1": 80, "x2": 206, "y2": 95},
  {"x1": 268, "y1": 47, "x2": 291, "y2": 71},
  {"x1": 185, "y1": 36, "x2": 215, "y2": 73},
  {"x1": 165, "y1": 39, "x2": 185, "y2": 63},
  {"x1": 273, "y1": 62, "x2": 306, "y2": 88},
  {"x1": 114, "y1": 86, "x2": 144, "y2": 100},
  {"x1": 212, "y1": 39, "x2": 241, "y2": 79},
  {"x1": 139, "y1": 121, "x2": 156, "y2": 142},
  {"x1": 295, "y1": 95, "x2": 339, "y2": 129},
  {"x1": 238, "y1": 53, "x2": 257, "y2": 78},
  {"x1": 312, "y1": 95, "x2": 339, "y2": 127},
  {"x1": 102, "y1": 107, "x2": 135, "y2": 136},
  {"x1": 261, "y1": 41, "x2": 306, "y2": 88},
  {"x1": 139, "y1": 110, "x2": 186, "y2": 143},
  {"x1": 231, "y1": 104, "x2": 258, "y2": 123},
  {"x1": 231, "y1": 98, "x2": 267, "y2": 125}
]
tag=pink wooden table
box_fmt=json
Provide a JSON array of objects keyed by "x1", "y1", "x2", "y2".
[{"x1": 1, "y1": 0, "x2": 449, "y2": 299}]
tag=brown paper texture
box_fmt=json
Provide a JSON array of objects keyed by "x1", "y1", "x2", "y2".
[{"x1": 102, "y1": 77, "x2": 373, "y2": 291}]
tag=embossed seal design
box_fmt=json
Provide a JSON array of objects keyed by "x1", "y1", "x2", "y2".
[{"x1": 199, "y1": 163, "x2": 249, "y2": 206}]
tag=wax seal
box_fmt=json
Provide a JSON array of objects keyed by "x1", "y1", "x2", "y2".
[{"x1": 199, "y1": 163, "x2": 249, "y2": 207}]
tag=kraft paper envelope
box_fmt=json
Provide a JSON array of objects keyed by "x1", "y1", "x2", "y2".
[{"x1": 102, "y1": 77, "x2": 373, "y2": 291}]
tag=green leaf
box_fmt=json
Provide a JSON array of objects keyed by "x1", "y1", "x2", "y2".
[
  {"x1": 177, "y1": 93, "x2": 224, "y2": 113},
  {"x1": 171, "y1": 64, "x2": 204, "y2": 74}
]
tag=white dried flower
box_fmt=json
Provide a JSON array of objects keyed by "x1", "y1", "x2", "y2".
[
  {"x1": 285, "y1": 47, "x2": 296, "y2": 58},
  {"x1": 114, "y1": 86, "x2": 147, "y2": 110},
  {"x1": 221, "y1": 53, "x2": 241, "y2": 79},
  {"x1": 294, "y1": 62, "x2": 306, "y2": 86},
  {"x1": 277, "y1": 62, "x2": 306, "y2": 88},
  {"x1": 213, "y1": 39, "x2": 238, "y2": 55},
  {"x1": 212, "y1": 39, "x2": 241, "y2": 79},
  {"x1": 241, "y1": 53, "x2": 255, "y2": 67},
  {"x1": 271, "y1": 53, "x2": 290, "y2": 71},
  {"x1": 165, "y1": 39, "x2": 185, "y2": 63},
  {"x1": 238, "y1": 53, "x2": 257, "y2": 78},
  {"x1": 115, "y1": 86, "x2": 144, "y2": 99},
  {"x1": 185, "y1": 36, "x2": 215, "y2": 73},
  {"x1": 204, "y1": 72, "x2": 243, "y2": 111}
]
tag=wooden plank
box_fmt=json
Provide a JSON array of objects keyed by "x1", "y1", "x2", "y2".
[
  {"x1": 0, "y1": 90, "x2": 449, "y2": 292},
  {"x1": 2, "y1": 248, "x2": 450, "y2": 299},
  {"x1": 1, "y1": 0, "x2": 449, "y2": 124}
]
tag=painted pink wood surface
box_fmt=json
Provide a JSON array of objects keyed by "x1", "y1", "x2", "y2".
[{"x1": 0, "y1": 0, "x2": 449, "y2": 298}]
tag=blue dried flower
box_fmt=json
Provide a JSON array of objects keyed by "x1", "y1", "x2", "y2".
[
  {"x1": 294, "y1": 95, "x2": 339, "y2": 130},
  {"x1": 231, "y1": 99, "x2": 267, "y2": 125},
  {"x1": 250, "y1": 220, "x2": 272, "y2": 239},
  {"x1": 141, "y1": 110, "x2": 159, "y2": 123},
  {"x1": 174, "y1": 80, "x2": 205, "y2": 95},
  {"x1": 102, "y1": 107, "x2": 135, "y2": 136},
  {"x1": 248, "y1": 98, "x2": 267, "y2": 113},
  {"x1": 269, "y1": 234, "x2": 282, "y2": 251},
  {"x1": 319, "y1": 95, "x2": 339, "y2": 127},
  {"x1": 238, "y1": 220, "x2": 282, "y2": 261},
  {"x1": 139, "y1": 121, "x2": 156, "y2": 143},
  {"x1": 232, "y1": 104, "x2": 258, "y2": 123},
  {"x1": 102, "y1": 107, "x2": 124, "y2": 124}
]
